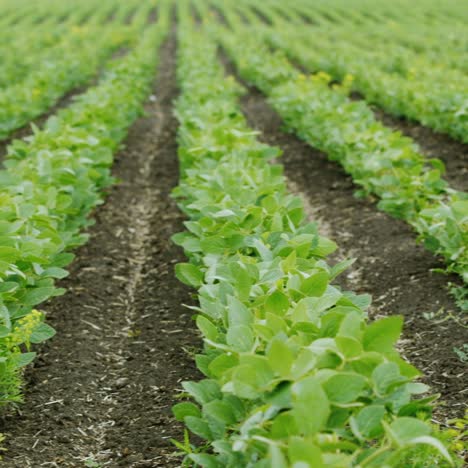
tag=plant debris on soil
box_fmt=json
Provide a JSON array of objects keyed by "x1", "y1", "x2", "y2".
[
  {"x1": 0, "y1": 33, "x2": 200, "y2": 468},
  {"x1": 222, "y1": 58, "x2": 467, "y2": 422}
]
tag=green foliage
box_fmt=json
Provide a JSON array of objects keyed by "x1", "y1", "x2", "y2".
[
  {"x1": 0, "y1": 12, "x2": 169, "y2": 406},
  {"x1": 216, "y1": 18, "x2": 468, "y2": 284},
  {"x1": 172, "y1": 8, "x2": 456, "y2": 466}
]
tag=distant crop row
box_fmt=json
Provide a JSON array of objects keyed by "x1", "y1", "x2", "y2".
[
  {"x1": 0, "y1": 0, "x2": 157, "y2": 141},
  {"x1": 204, "y1": 2, "x2": 467, "y2": 290},
  {"x1": 0, "y1": 4, "x2": 168, "y2": 405}
]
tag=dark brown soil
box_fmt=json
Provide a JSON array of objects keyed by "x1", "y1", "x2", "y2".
[
  {"x1": 0, "y1": 34, "x2": 199, "y2": 467},
  {"x1": 223, "y1": 61, "x2": 468, "y2": 422}
]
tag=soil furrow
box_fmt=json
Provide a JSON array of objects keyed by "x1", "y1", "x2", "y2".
[
  {"x1": 222, "y1": 61, "x2": 467, "y2": 421},
  {"x1": 0, "y1": 33, "x2": 199, "y2": 467}
]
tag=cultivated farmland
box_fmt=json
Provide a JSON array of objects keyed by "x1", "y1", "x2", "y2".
[{"x1": 0, "y1": 0, "x2": 466, "y2": 466}]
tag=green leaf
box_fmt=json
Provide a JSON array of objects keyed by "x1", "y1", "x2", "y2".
[
  {"x1": 269, "y1": 444, "x2": 288, "y2": 466},
  {"x1": 239, "y1": 355, "x2": 274, "y2": 388},
  {"x1": 300, "y1": 271, "x2": 329, "y2": 297},
  {"x1": 386, "y1": 417, "x2": 431, "y2": 446},
  {"x1": 363, "y1": 316, "x2": 403, "y2": 352},
  {"x1": 322, "y1": 372, "x2": 367, "y2": 404},
  {"x1": 13, "y1": 352, "x2": 36, "y2": 368},
  {"x1": 227, "y1": 296, "x2": 253, "y2": 327},
  {"x1": 184, "y1": 416, "x2": 213, "y2": 440},
  {"x1": 175, "y1": 263, "x2": 204, "y2": 288},
  {"x1": 203, "y1": 400, "x2": 237, "y2": 425},
  {"x1": 265, "y1": 290, "x2": 289, "y2": 316},
  {"x1": 41, "y1": 267, "x2": 69, "y2": 279},
  {"x1": 208, "y1": 353, "x2": 238, "y2": 378},
  {"x1": 0, "y1": 282, "x2": 19, "y2": 293},
  {"x1": 288, "y1": 437, "x2": 323, "y2": 466},
  {"x1": 309, "y1": 236, "x2": 337, "y2": 257},
  {"x1": 172, "y1": 402, "x2": 201, "y2": 421},
  {"x1": 336, "y1": 336, "x2": 363, "y2": 359},
  {"x1": 231, "y1": 365, "x2": 262, "y2": 399},
  {"x1": 30, "y1": 323, "x2": 56, "y2": 344},
  {"x1": 189, "y1": 454, "x2": 223, "y2": 468},
  {"x1": 291, "y1": 376, "x2": 330, "y2": 435},
  {"x1": 182, "y1": 380, "x2": 221, "y2": 405},
  {"x1": 372, "y1": 362, "x2": 407, "y2": 396},
  {"x1": 226, "y1": 324, "x2": 254, "y2": 352},
  {"x1": 267, "y1": 339, "x2": 294, "y2": 377},
  {"x1": 197, "y1": 315, "x2": 218, "y2": 341},
  {"x1": 330, "y1": 258, "x2": 355, "y2": 280},
  {"x1": 350, "y1": 405, "x2": 385, "y2": 440},
  {"x1": 406, "y1": 436, "x2": 453, "y2": 464},
  {"x1": 21, "y1": 287, "x2": 57, "y2": 306}
]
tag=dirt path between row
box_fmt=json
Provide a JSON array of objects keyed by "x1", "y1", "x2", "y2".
[
  {"x1": 0, "y1": 34, "x2": 199, "y2": 467},
  {"x1": 225, "y1": 65, "x2": 467, "y2": 421}
]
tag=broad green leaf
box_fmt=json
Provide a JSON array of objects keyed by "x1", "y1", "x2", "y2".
[
  {"x1": 13, "y1": 352, "x2": 36, "y2": 368},
  {"x1": 291, "y1": 376, "x2": 330, "y2": 435},
  {"x1": 309, "y1": 237, "x2": 337, "y2": 257},
  {"x1": 208, "y1": 353, "x2": 239, "y2": 378},
  {"x1": 267, "y1": 339, "x2": 294, "y2": 377},
  {"x1": 227, "y1": 296, "x2": 253, "y2": 327},
  {"x1": 175, "y1": 263, "x2": 204, "y2": 288},
  {"x1": 406, "y1": 436, "x2": 453, "y2": 464},
  {"x1": 238, "y1": 355, "x2": 274, "y2": 388},
  {"x1": 322, "y1": 373, "x2": 367, "y2": 404},
  {"x1": 184, "y1": 416, "x2": 213, "y2": 440},
  {"x1": 172, "y1": 402, "x2": 201, "y2": 421},
  {"x1": 203, "y1": 400, "x2": 237, "y2": 425},
  {"x1": 226, "y1": 324, "x2": 254, "y2": 352},
  {"x1": 350, "y1": 405, "x2": 385, "y2": 440},
  {"x1": 182, "y1": 380, "x2": 222, "y2": 405},
  {"x1": 288, "y1": 437, "x2": 323, "y2": 466},
  {"x1": 385, "y1": 417, "x2": 431, "y2": 446},
  {"x1": 336, "y1": 336, "x2": 363, "y2": 359},
  {"x1": 372, "y1": 362, "x2": 407, "y2": 396},
  {"x1": 196, "y1": 315, "x2": 218, "y2": 341},
  {"x1": 363, "y1": 316, "x2": 403, "y2": 352},
  {"x1": 21, "y1": 287, "x2": 57, "y2": 306},
  {"x1": 300, "y1": 271, "x2": 329, "y2": 297},
  {"x1": 189, "y1": 454, "x2": 223, "y2": 468},
  {"x1": 30, "y1": 323, "x2": 56, "y2": 344},
  {"x1": 41, "y1": 267, "x2": 69, "y2": 279},
  {"x1": 265, "y1": 290, "x2": 289, "y2": 316}
]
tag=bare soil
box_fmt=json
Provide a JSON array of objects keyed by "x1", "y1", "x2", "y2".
[{"x1": 0, "y1": 35, "x2": 198, "y2": 467}]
